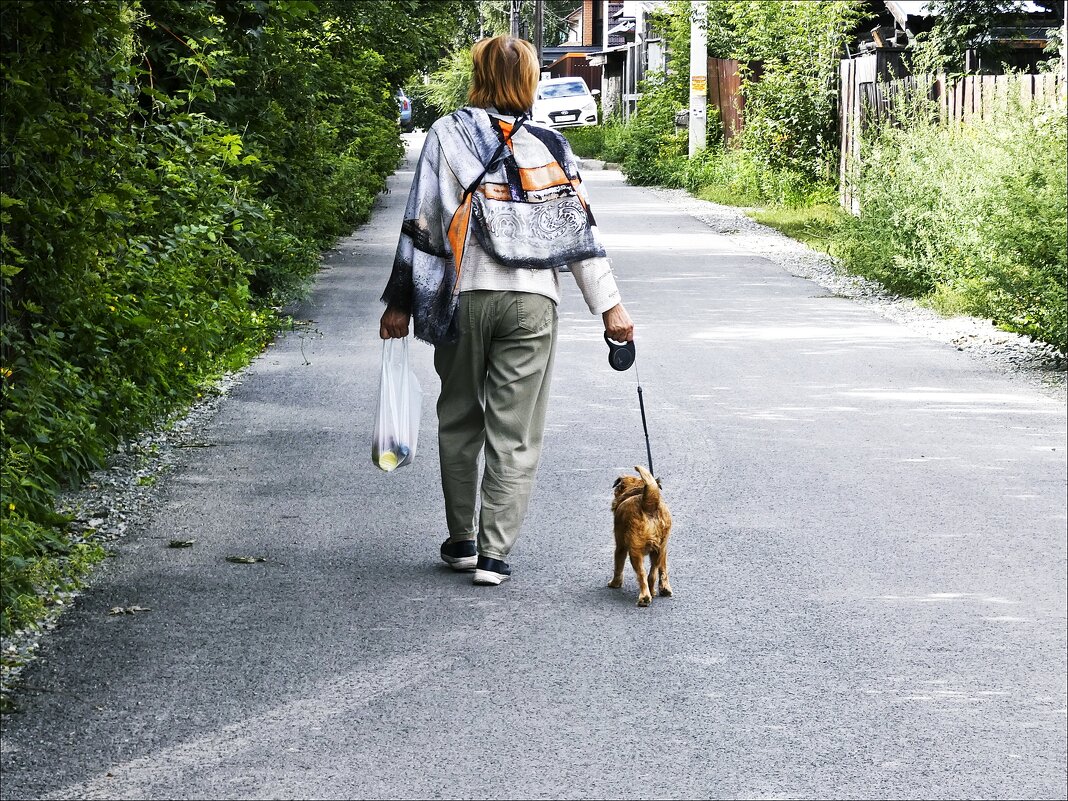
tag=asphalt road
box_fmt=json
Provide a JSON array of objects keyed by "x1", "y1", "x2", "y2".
[{"x1": 1, "y1": 134, "x2": 1065, "y2": 801}]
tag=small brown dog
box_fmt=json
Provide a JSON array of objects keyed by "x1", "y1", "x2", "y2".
[{"x1": 609, "y1": 465, "x2": 673, "y2": 606}]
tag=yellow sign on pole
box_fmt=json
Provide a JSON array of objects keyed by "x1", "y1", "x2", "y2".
[{"x1": 691, "y1": 75, "x2": 707, "y2": 93}]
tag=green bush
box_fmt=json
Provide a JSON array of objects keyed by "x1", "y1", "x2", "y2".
[
  {"x1": 561, "y1": 125, "x2": 606, "y2": 159},
  {"x1": 834, "y1": 93, "x2": 1067, "y2": 350},
  {"x1": 416, "y1": 47, "x2": 473, "y2": 121},
  {"x1": 0, "y1": 2, "x2": 284, "y2": 634},
  {"x1": 562, "y1": 77, "x2": 688, "y2": 186},
  {"x1": 715, "y1": 1, "x2": 864, "y2": 186},
  {"x1": 650, "y1": 0, "x2": 863, "y2": 187},
  {"x1": 600, "y1": 119, "x2": 630, "y2": 164},
  {"x1": 604, "y1": 74, "x2": 688, "y2": 186},
  {"x1": 0, "y1": 0, "x2": 462, "y2": 634}
]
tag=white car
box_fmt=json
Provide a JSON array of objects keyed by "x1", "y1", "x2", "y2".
[{"x1": 531, "y1": 77, "x2": 599, "y2": 128}]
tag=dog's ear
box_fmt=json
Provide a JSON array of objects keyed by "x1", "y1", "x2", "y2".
[{"x1": 612, "y1": 477, "x2": 622, "y2": 488}]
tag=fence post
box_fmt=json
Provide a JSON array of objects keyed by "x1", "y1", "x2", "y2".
[{"x1": 839, "y1": 58, "x2": 853, "y2": 210}]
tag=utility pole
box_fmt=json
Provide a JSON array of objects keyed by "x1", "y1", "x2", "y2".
[
  {"x1": 688, "y1": 0, "x2": 708, "y2": 157},
  {"x1": 534, "y1": 0, "x2": 544, "y2": 65},
  {"x1": 510, "y1": 0, "x2": 521, "y2": 38}
]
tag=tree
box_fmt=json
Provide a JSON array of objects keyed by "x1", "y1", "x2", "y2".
[
  {"x1": 460, "y1": 0, "x2": 581, "y2": 47},
  {"x1": 659, "y1": 1, "x2": 863, "y2": 182},
  {"x1": 910, "y1": 0, "x2": 1065, "y2": 75},
  {"x1": 413, "y1": 1, "x2": 584, "y2": 124}
]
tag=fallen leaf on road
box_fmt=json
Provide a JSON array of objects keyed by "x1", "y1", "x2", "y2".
[
  {"x1": 168, "y1": 539, "x2": 195, "y2": 548},
  {"x1": 225, "y1": 555, "x2": 267, "y2": 564},
  {"x1": 108, "y1": 606, "x2": 151, "y2": 616}
]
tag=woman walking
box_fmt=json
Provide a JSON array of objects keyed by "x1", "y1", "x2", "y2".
[{"x1": 379, "y1": 35, "x2": 633, "y2": 586}]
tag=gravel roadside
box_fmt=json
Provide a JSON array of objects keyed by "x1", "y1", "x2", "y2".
[{"x1": 2, "y1": 165, "x2": 1064, "y2": 711}]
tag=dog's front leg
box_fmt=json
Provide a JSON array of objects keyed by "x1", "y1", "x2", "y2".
[
  {"x1": 609, "y1": 543, "x2": 627, "y2": 589},
  {"x1": 629, "y1": 549, "x2": 652, "y2": 606}
]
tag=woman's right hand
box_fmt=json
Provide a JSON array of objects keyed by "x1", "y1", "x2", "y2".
[
  {"x1": 602, "y1": 303, "x2": 634, "y2": 342},
  {"x1": 379, "y1": 306, "x2": 411, "y2": 339}
]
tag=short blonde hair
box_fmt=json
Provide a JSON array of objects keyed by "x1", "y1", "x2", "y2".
[{"x1": 468, "y1": 36, "x2": 539, "y2": 115}]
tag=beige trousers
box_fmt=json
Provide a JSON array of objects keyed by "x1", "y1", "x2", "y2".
[{"x1": 433, "y1": 290, "x2": 558, "y2": 560}]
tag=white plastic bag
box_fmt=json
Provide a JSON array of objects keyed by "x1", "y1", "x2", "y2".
[{"x1": 372, "y1": 337, "x2": 422, "y2": 472}]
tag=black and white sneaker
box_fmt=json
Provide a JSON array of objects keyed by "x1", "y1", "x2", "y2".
[
  {"x1": 473, "y1": 556, "x2": 511, "y2": 585},
  {"x1": 440, "y1": 539, "x2": 477, "y2": 571}
]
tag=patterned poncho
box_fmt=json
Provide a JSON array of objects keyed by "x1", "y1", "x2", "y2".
[{"x1": 381, "y1": 107, "x2": 606, "y2": 345}]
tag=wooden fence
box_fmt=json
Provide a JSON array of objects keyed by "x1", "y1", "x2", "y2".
[
  {"x1": 548, "y1": 53, "x2": 602, "y2": 93},
  {"x1": 706, "y1": 57, "x2": 755, "y2": 146},
  {"x1": 839, "y1": 58, "x2": 1064, "y2": 211}
]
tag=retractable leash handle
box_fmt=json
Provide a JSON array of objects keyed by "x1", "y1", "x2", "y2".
[
  {"x1": 604, "y1": 334, "x2": 655, "y2": 477},
  {"x1": 604, "y1": 332, "x2": 634, "y2": 371}
]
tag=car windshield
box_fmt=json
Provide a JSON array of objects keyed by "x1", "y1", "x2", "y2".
[{"x1": 538, "y1": 81, "x2": 588, "y2": 99}]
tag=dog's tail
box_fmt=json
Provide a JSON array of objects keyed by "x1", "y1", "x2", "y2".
[{"x1": 635, "y1": 465, "x2": 660, "y2": 515}]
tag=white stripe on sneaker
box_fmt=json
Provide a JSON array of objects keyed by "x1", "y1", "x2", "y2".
[
  {"x1": 473, "y1": 569, "x2": 509, "y2": 585},
  {"x1": 444, "y1": 555, "x2": 478, "y2": 571}
]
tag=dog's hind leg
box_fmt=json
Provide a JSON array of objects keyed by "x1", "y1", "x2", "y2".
[
  {"x1": 647, "y1": 550, "x2": 660, "y2": 598},
  {"x1": 656, "y1": 548, "x2": 673, "y2": 597},
  {"x1": 629, "y1": 549, "x2": 652, "y2": 607},
  {"x1": 608, "y1": 542, "x2": 626, "y2": 589}
]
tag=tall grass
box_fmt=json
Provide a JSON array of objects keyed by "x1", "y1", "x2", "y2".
[
  {"x1": 836, "y1": 92, "x2": 1067, "y2": 350},
  {"x1": 562, "y1": 120, "x2": 630, "y2": 170},
  {"x1": 561, "y1": 124, "x2": 607, "y2": 159},
  {"x1": 682, "y1": 148, "x2": 836, "y2": 208}
]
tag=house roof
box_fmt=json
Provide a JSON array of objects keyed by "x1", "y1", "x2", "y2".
[{"x1": 541, "y1": 44, "x2": 601, "y2": 66}]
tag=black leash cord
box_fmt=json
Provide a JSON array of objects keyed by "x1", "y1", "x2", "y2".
[{"x1": 634, "y1": 363, "x2": 654, "y2": 477}]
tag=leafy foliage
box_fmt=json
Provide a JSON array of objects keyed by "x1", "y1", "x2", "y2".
[
  {"x1": 416, "y1": 47, "x2": 474, "y2": 119},
  {"x1": 715, "y1": 1, "x2": 864, "y2": 184},
  {"x1": 0, "y1": 0, "x2": 462, "y2": 633},
  {"x1": 615, "y1": 74, "x2": 690, "y2": 186},
  {"x1": 639, "y1": 1, "x2": 861, "y2": 196},
  {"x1": 646, "y1": 0, "x2": 693, "y2": 104},
  {"x1": 910, "y1": 0, "x2": 1064, "y2": 76},
  {"x1": 561, "y1": 125, "x2": 607, "y2": 159}
]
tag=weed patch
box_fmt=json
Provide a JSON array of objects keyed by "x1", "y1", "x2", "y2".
[
  {"x1": 747, "y1": 204, "x2": 846, "y2": 253},
  {"x1": 835, "y1": 94, "x2": 1067, "y2": 350}
]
